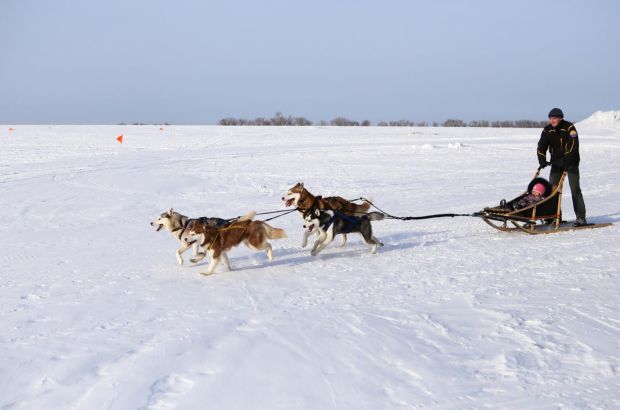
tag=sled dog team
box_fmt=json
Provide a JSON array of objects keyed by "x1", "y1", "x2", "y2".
[{"x1": 150, "y1": 183, "x2": 381, "y2": 275}]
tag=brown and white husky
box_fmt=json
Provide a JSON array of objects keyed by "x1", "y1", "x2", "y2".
[
  {"x1": 186, "y1": 219, "x2": 287, "y2": 275},
  {"x1": 151, "y1": 208, "x2": 255, "y2": 266}
]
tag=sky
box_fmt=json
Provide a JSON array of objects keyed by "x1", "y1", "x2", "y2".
[{"x1": 1, "y1": 0, "x2": 619, "y2": 124}]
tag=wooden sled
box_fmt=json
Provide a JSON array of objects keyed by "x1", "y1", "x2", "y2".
[{"x1": 474, "y1": 168, "x2": 613, "y2": 235}]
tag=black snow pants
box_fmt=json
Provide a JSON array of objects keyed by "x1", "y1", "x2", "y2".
[{"x1": 549, "y1": 165, "x2": 586, "y2": 220}]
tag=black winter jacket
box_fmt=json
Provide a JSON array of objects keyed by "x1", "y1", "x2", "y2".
[{"x1": 537, "y1": 120, "x2": 580, "y2": 168}]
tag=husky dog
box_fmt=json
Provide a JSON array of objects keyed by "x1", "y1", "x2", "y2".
[
  {"x1": 185, "y1": 219, "x2": 287, "y2": 275},
  {"x1": 151, "y1": 208, "x2": 255, "y2": 266},
  {"x1": 282, "y1": 182, "x2": 371, "y2": 248},
  {"x1": 303, "y1": 208, "x2": 384, "y2": 256}
]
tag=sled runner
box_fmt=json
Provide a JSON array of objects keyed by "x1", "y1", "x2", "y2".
[{"x1": 473, "y1": 168, "x2": 612, "y2": 235}]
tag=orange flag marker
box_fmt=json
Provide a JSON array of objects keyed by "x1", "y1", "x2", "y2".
[{"x1": 116, "y1": 134, "x2": 123, "y2": 144}]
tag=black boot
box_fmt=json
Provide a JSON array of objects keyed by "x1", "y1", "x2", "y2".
[{"x1": 573, "y1": 217, "x2": 588, "y2": 227}]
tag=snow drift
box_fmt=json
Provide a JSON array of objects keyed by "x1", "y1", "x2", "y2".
[{"x1": 577, "y1": 110, "x2": 620, "y2": 135}]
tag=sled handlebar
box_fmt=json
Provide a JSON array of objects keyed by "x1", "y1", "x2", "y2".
[{"x1": 535, "y1": 167, "x2": 543, "y2": 177}]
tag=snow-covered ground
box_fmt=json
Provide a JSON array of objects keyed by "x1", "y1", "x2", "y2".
[{"x1": 1, "y1": 114, "x2": 619, "y2": 409}]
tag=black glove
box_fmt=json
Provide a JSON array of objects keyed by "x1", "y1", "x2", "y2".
[{"x1": 539, "y1": 160, "x2": 549, "y2": 169}]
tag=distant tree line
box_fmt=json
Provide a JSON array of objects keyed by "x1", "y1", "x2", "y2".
[
  {"x1": 377, "y1": 120, "x2": 428, "y2": 127},
  {"x1": 440, "y1": 119, "x2": 548, "y2": 128},
  {"x1": 217, "y1": 113, "x2": 548, "y2": 128},
  {"x1": 218, "y1": 112, "x2": 313, "y2": 126},
  {"x1": 117, "y1": 122, "x2": 171, "y2": 126}
]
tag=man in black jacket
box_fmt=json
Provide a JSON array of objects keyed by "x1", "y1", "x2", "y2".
[{"x1": 537, "y1": 107, "x2": 587, "y2": 226}]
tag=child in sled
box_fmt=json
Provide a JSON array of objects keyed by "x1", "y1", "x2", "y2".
[{"x1": 513, "y1": 183, "x2": 546, "y2": 210}]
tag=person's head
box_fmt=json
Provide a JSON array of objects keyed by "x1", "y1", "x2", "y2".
[
  {"x1": 532, "y1": 183, "x2": 546, "y2": 197},
  {"x1": 548, "y1": 108, "x2": 564, "y2": 127}
]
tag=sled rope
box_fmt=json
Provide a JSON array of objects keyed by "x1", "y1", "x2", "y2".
[
  {"x1": 245, "y1": 208, "x2": 300, "y2": 222},
  {"x1": 354, "y1": 197, "x2": 472, "y2": 221},
  {"x1": 228, "y1": 197, "x2": 473, "y2": 225},
  {"x1": 260, "y1": 208, "x2": 299, "y2": 222},
  {"x1": 224, "y1": 208, "x2": 298, "y2": 223},
  {"x1": 255, "y1": 209, "x2": 298, "y2": 216}
]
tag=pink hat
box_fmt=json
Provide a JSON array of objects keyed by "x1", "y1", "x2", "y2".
[{"x1": 532, "y1": 183, "x2": 546, "y2": 195}]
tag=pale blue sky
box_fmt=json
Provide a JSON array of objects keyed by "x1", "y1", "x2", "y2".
[{"x1": 1, "y1": 0, "x2": 619, "y2": 124}]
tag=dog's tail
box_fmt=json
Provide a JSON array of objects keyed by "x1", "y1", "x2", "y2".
[
  {"x1": 262, "y1": 223, "x2": 287, "y2": 240},
  {"x1": 238, "y1": 210, "x2": 256, "y2": 222},
  {"x1": 358, "y1": 197, "x2": 372, "y2": 213},
  {"x1": 367, "y1": 211, "x2": 385, "y2": 221}
]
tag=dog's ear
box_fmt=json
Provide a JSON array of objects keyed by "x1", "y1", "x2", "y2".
[
  {"x1": 299, "y1": 182, "x2": 304, "y2": 190},
  {"x1": 168, "y1": 208, "x2": 174, "y2": 216}
]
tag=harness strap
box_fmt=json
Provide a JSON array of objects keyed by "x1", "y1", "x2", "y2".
[
  {"x1": 321, "y1": 213, "x2": 337, "y2": 231},
  {"x1": 172, "y1": 219, "x2": 191, "y2": 240},
  {"x1": 336, "y1": 212, "x2": 361, "y2": 225},
  {"x1": 204, "y1": 231, "x2": 218, "y2": 250},
  {"x1": 203, "y1": 223, "x2": 252, "y2": 250}
]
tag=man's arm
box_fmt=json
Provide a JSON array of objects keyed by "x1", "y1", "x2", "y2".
[
  {"x1": 562, "y1": 123, "x2": 579, "y2": 166},
  {"x1": 537, "y1": 129, "x2": 549, "y2": 167}
]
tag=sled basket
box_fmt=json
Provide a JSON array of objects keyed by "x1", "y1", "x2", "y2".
[{"x1": 474, "y1": 168, "x2": 567, "y2": 234}]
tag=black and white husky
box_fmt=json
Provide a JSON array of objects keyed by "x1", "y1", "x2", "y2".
[{"x1": 303, "y1": 208, "x2": 385, "y2": 256}]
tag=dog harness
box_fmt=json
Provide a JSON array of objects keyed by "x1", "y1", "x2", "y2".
[
  {"x1": 201, "y1": 221, "x2": 251, "y2": 250},
  {"x1": 320, "y1": 212, "x2": 361, "y2": 231},
  {"x1": 171, "y1": 218, "x2": 190, "y2": 240}
]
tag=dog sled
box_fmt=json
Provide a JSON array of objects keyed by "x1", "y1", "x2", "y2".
[{"x1": 473, "y1": 168, "x2": 612, "y2": 235}]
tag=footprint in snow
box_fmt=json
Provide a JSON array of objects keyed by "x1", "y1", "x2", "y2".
[{"x1": 146, "y1": 374, "x2": 194, "y2": 409}]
